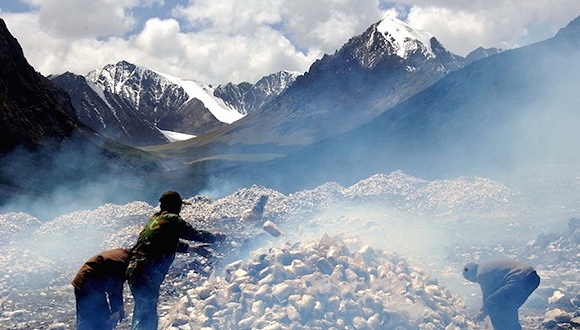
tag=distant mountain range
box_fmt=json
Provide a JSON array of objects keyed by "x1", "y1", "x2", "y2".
[
  {"x1": 228, "y1": 16, "x2": 580, "y2": 192},
  {"x1": 140, "y1": 15, "x2": 579, "y2": 196},
  {"x1": 0, "y1": 15, "x2": 578, "y2": 208},
  {"x1": 169, "y1": 17, "x2": 468, "y2": 153},
  {"x1": 49, "y1": 61, "x2": 299, "y2": 146},
  {"x1": 51, "y1": 16, "x2": 473, "y2": 150}
]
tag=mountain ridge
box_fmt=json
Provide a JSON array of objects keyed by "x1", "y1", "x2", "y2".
[
  {"x1": 145, "y1": 15, "x2": 468, "y2": 161},
  {"x1": 50, "y1": 61, "x2": 299, "y2": 146},
  {"x1": 231, "y1": 15, "x2": 580, "y2": 193},
  {"x1": 0, "y1": 18, "x2": 82, "y2": 153},
  {"x1": 49, "y1": 71, "x2": 169, "y2": 147}
]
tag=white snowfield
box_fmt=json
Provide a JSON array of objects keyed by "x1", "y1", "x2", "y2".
[
  {"x1": 155, "y1": 71, "x2": 245, "y2": 124},
  {"x1": 159, "y1": 129, "x2": 196, "y2": 142},
  {"x1": 0, "y1": 170, "x2": 577, "y2": 329},
  {"x1": 377, "y1": 16, "x2": 434, "y2": 59},
  {"x1": 87, "y1": 61, "x2": 246, "y2": 128}
]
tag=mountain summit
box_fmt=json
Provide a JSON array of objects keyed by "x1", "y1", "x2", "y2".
[
  {"x1": 352, "y1": 15, "x2": 436, "y2": 68},
  {"x1": 377, "y1": 16, "x2": 435, "y2": 58},
  {"x1": 246, "y1": 15, "x2": 580, "y2": 192},
  {"x1": 158, "y1": 15, "x2": 466, "y2": 159},
  {"x1": 337, "y1": 15, "x2": 463, "y2": 71},
  {"x1": 86, "y1": 61, "x2": 243, "y2": 136}
]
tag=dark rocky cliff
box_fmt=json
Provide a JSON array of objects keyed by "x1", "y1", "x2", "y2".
[{"x1": 0, "y1": 18, "x2": 81, "y2": 153}]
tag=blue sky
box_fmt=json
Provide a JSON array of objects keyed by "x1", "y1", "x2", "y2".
[{"x1": 1, "y1": 0, "x2": 578, "y2": 84}]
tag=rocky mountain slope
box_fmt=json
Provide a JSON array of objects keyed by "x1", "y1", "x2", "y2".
[
  {"x1": 147, "y1": 16, "x2": 467, "y2": 159},
  {"x1": 214, "y1": 70, "x2": 300, "y2": 115},
  {"x1": 216, "y1": 16, "x2": 580, "y2": 194},
  {"x1": 87, "y1": 61, "x2": 238, "y2": 135},
  {"x1": 50, "y1": 62, "x2": 299, "y2": 146},
  {"x1": 50, "y1": 71, "x2": 169, "y2": 147},
  {"x1": 0, "y1": 19, "x2": 162, "y2": 207},
  {"x1": 0, "y1": 18, "x2": 81, "y2": 153}
]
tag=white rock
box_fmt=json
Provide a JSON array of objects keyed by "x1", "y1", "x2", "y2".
[
  {"x1": 262, "y1": 220, "x2": 284, "y2": 237},
  {"x1": 287, "y1": 259, "x2": 310, "y2": 277},
  {"x1": 543, "y1": 308, "x2": 572, "y2": 325},
  {"x1": 204, "y1": 305, "x2": 218, "y2": 317},
  {"x1": 238, "y1": 315, "x2": 256, "y2": 329},
  {"x1": 171, "y1": 313, "x2": 189, "y2": 326},
  {"x1": 367, "y1": 313, "x2": 381, "y2": 328},
  {"x1": 251, "y1": 300, "x2": 266, "y2": 315},
  {"x1": 272, "y1": 282, "x2": 294, "y2": 302},
  {"x1": 353, "y1": 315, "x2": 368, "y2": 329},
  {"x1": 286, "y1": 305, "x2": 301, "y2": 322},
  {"x1": 194, "y1": 286, "x2": 212, "y2": 300}
]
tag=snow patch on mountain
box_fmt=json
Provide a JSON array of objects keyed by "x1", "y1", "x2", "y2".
[
  {"x1": 86, "y1": 80, "x2": 113, "y2": 117},
  {"x1": 377, "y1": 16, "x2": 434, "y2": 59},
  {"x1": 159, "y1": 129, "x2": 196, "y2": 142},
  {"x1": 154, "y1": 71, "x2": 244, "y2": 124}
]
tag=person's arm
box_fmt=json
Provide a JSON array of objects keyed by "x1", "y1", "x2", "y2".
[
  {"x1": 188, "y1": 243, "x2": 213, "y2": 258},
  {"x1": 477, "y1": 290, "x2": 491, "y2": 321},
  {"x1": 176, "y1": 240, "x2": 214, "y2": 257},
  {"x1": 176, "y1": 217, "x2": 226, "y2": 243},
  {"x1": 473, "y1": 308, "x2": 488, "y2": 323},
  {"x1": 474, "y1": 275, "x2": 495, "y2": 323},
  {"x1": 175, "y1": 240, "x2": 189, "y2": 253}
]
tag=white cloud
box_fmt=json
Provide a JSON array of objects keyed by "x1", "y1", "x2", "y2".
[
  {"x1": 1, "y1": 0, "x2": 579, "y2": 84},
  {"x1": 21, "y1": 0, "x2": 139, "y2": 38},
  {"x1": 173, "y1": 0, "x2": 284, "y2": 34},
  {"x1": 130, "y1": 22, "x2": 317, "y2": 84},
  {"x1": 403, "y1": 0, "x2": 580, "y2": 55},
  {"x1": 406, "y1": 8, "x2": 495, "y2": 54},
  {"x1": 134, "y1": 18, "x2": 182, "y2": 54},
  {"x1": 280, "y1": 0, "x2": 385, "y2": 51}
]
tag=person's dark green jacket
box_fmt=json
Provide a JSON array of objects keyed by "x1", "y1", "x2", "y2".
[{"x1": 130, "y1": 211, "x2": 217, "y2": 262}]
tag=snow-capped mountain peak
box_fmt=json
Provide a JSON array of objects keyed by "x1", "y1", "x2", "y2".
[
  {"x1": 79, "y1": 61, "x2": 298, "y2": 141},
  {"x1": 376, "y1": 15, "x2": 434, "y2": 59},
  {"x1": 86, "y1": 61, "x2": 146, "y2": 102}
]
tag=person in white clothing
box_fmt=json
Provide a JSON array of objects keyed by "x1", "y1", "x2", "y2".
[{"x1": 463, "y1": 258, "x2": 540, "y2": 330}]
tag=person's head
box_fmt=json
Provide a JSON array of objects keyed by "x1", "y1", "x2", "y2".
[
  {"x1": 463, "y1": 262, "x2": 479, "y2": 282},
  {"x1": 159, "y1": 191, "x2": 190, "y2": 214}
]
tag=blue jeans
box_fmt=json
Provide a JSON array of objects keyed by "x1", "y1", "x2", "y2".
[
  {"x1": 127, "y1": 256, "x2": 173, "y2": 330},
  {"x1": 74, "y1": 288, "x2": 114, "y2": 330}
]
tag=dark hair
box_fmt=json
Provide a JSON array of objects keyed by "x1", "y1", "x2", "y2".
[{"x1": 159, "y1": 191, "x2": 184, "y2": 212}]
